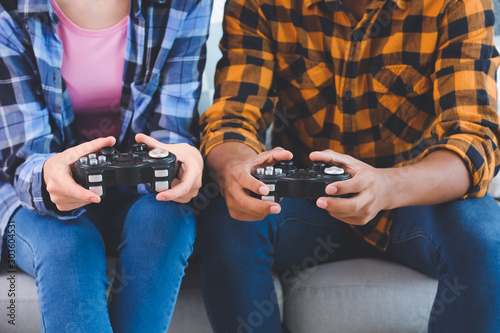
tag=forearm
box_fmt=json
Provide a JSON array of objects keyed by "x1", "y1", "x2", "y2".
[{"x1": 385, "y1": 150, "x2": 471, "y2": 209}]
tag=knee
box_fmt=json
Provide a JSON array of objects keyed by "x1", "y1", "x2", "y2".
[
  {"x1": 124, "y1": 195, "x2": 196, "y2": 251},
  {"x1": 198, "y1": 196, "x2": 274, "y2": 266},
  {"x1": 35, "y1": 218, "x2": 106, "y2": 272},
  {"x1": 433, "y1": 196, "x2": 500, "y2": 265}
]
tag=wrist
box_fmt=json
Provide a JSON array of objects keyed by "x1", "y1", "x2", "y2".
[
  {"x1": 206, "y1": 142, "x2": 258, "y2": 173},
  {"x1": 378, "y1": 168, "x2": 402, "y2": 210}
]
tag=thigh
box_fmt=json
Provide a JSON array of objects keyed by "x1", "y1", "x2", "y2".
[
  {"x1": 117, "y1": 193, "x2": 196, "y2": 258},
  {"x1": 273, "y1": 198, "x2": 380, "y2": 274},
  {"x1": 387, "y1": 194, "x2": 500, "y2": 276},
  {"x1": 7, "y1": 206, "x2": 106, "y2": 278},
  {"x1": 387, "y1": 194, "x2": 500, "y2": 333},
  {"x1": 199, "y1": 195, "x2": 378, "y2": 273},
  {"x1": 107, "y1": 194, "x2": 195, "y2": 333}
]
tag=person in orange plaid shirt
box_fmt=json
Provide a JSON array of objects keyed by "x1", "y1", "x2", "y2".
[{"x1": 199, "y1": 0, "x2": 500, "y2": 331}]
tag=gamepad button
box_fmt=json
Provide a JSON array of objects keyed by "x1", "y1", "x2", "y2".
[
  {"x1": 262, "y1": 196, "x2": 275, "y2": 202},
  {"x1": 267, "y1": 184, "x2": 276, "y2": 192},
  {"x1": 155, "y1": 180, "x2": 169, "y2": 191},
  {"x1": 79, "y1": 157, "x2": 88, "y2": 165},
  {"x1": 89, "y1": 159, "x2": 98, "y2": 166},
  {"x1": 101, "y1": 146, "x2": 115, "y2": 156},
  {"x1": 98, "y1": 156, "x2": 107, "y2": 164},
  {"x1": 155, "y1": 169, "x2": 169, "y2": 177},
  {"x1": 312, "y1": 161, "x2": 326, "y2": 171},
  {"x1": 324, "y1": 166, "x2": 345, "y2": 175},
  {"x1": 89, "y1": 154, "x2": 97, "y2": 160},
  {"x1": 256, "y1": 168, "x2": 265, "y2": 175},
  {"x1": 131, "y1": 143, "x2": 146, "y2": 152},
  {"x1": 89, "y1": 186, "x2": 103, "y2": 197},
  {"x1": 278, "y1": 161, "x2": 293, "y2": 170},
  {"x1": 100, "y1": 146, "x2": 115, "y2": 156},
  {"x1": 274, "y1": 168, "x2": 282, "y2": 175},
  {"x1": 265, "y1": 167, "x2": 274, "y2": 175},
  {"x1": 149, "y1": 148, "x2": 170, "y2": 159},
  {"x1": 88, "y1": 174, "x2": 103, "y2": 183}
]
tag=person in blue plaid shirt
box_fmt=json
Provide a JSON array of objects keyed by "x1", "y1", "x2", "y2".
[{"x1": 0, "y1": 0, "x2": 211, "y2": 331}]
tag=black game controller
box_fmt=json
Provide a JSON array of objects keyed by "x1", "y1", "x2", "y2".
[
  {"x1": 71, "y1": 143, "x2": 178, "y2": 197},
  {"x1": 251, "y1": 161, "x2": 352, "y2": 202}
]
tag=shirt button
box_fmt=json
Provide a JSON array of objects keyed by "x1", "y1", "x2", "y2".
[
  {"x1": 405, "y1": 85, "x2": 414, "y2": 94},
  {"x1": 351, "y1": 30, "x2": 362, "y2": 42},
  {"x1": 296, "y1": 75, "x2": 303, "y2": 84},
  {"x1": 36, "y1": 86, "x2": 43, "y2": 96},
  {"x1": 343, "y1": 90, "x2": 352, "y2": 99}
]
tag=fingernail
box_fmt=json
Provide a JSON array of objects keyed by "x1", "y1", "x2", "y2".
[
  {"x1": 90, "y1": 197, "x2": 99, "y2": 203},
  {"x1": 317, "y1": 199, "x2": 327, "y2": 209},
  {"x1": 158, "y1": 196, "x2": 165, "y2": 201},
  {"x1": 270, "y1": 205, "x2": 280, "y2": 214},
  {"x1": 259, "y1": 186, "x2": 269, "y2": 195},
  {"x1": 326, "y1": 186, "x2": 337, "y2": 195}
]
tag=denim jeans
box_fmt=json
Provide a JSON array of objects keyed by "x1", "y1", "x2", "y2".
[
  {"x1": 7, "y1": 188, "x2": 195, "y2": 333},
  {"x1": 199, "y1": 194, "x2": 500, "y2": 333}
]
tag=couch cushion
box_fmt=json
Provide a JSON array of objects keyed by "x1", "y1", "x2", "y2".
[{"x1": 282, "y1": 258, "x2": 437, "y2": 333}]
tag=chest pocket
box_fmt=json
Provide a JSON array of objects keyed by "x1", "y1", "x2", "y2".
[
  {"x1": 275, "y1": 54, "x2": 336, "y2": 136},
  {"x1": 370, "y1": 65, "x2": 434, "y2": 144}
]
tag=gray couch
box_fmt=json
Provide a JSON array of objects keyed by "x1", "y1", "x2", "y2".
[{"x1": 1, "y1": 1, "x2": 500, "y2": 332}]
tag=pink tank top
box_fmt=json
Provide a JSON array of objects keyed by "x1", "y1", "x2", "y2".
[{"x1": 51, "y1": 0, "x2": 128, "y2": 142}]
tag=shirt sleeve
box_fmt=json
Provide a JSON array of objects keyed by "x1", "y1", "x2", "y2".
[
  {"x1": 0, "y1": 20, "x2": 83, "y2": 219},
  {"x1": 147, "y1": 0, "x2": 213, "y2": 147},
  {"x1": 423, "y1": 0, "x2": 500, "y2": 197},
  {"x1": 199, "y1": 0, "x2": 277, "y2": 157}
]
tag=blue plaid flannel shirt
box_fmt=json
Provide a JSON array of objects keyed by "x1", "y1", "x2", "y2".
[{"x1": 0, "y1": 0, "x2": 212, "y2": 254}]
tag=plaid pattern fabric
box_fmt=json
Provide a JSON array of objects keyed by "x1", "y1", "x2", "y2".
[
  {"x1": 0, "y1": 0, "x2": 212, "y2": 252},
  {"x1": 200, "y1": 0, "x2": 500, "y2": 249}
]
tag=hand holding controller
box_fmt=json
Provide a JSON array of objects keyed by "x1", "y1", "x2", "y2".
[
  {"x1": 251, "y1": 160, "x2": 352, "y2": 202},
  {"x1": 71, "y1": 143, "x2": 178, "y2": 197}
]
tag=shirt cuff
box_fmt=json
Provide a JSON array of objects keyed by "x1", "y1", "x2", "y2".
[
  {"x1": 421, "y1": 135, "x2": 493, "y2": 198},
  {"x1": 200, "y1": 130, "x2": 266, "y2": 159},
  {"x1": 18, "y1": 154, "x2": 85, "y2": 220}
]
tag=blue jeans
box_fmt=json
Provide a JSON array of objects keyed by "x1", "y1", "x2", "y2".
[
  {"x1": 7, "y1": 188, "x2": 195, "y2": 333},
  {"x1": 199, "y1": 195, "x2": 500, "y2": 333}
]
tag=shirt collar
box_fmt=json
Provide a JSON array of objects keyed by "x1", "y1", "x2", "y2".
[
  {"x1": 305, "y1": 0, "x2": 410, "y2": 11},
  {"x1": 16, "y1": 0, "x2": 169, "y2": 15}
]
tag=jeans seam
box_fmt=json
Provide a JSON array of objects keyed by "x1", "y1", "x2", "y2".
[
  {"x1": 12, "y1": 232, "x2": 37, "y2": 274},
  {"x1": 13, "y1": 231, "x2": 47, "y2": 332},
  {"x1": 276, "y1": 214, "x2": 334, "y2": 228},
  {"x1": 392, "y1": 231, "x2": 444, "y2": 332},
  {"x1": 392, "y1": 231, "x2": 442, "y2": 266}
]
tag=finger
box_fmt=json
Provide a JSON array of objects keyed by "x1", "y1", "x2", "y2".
[
  {"x1": 316, "y1": 194, "x2": 371, "y2": 217},
  {"x1": 59, "y1": 173, "x2": 101, "y2": 203},
  {"x1": 309, "y1": 150, "x2": 358, "y2": 172},
  {"x1": 237, "y1": 169, "x2": 272, "y2": 196},
  {"x1": 228, "y1": 186, "x2": 281, "y2": 216},
  {"x1": 53, "y1": 199, "x2": 93, "y2": 211},
  {"x1": 49, "y1": 195, "x2": 89, "y2": 207},
  {"x1": 135, "y1": 133, "x2": 160, "y2": 149},
  {"x1": 253, "y1": 147, "x2": 293, "y2": 168},
  {"x1": 228, "y1": 210, "x2": 273, "y2": 222},
  {"x1": 158, "y1": 163, "x2": 201, "y2": 201},
  {"x1": 47, "y1": 171, "x2": 101, "y2": 203},
  {"x1": 157, "y1": 181, "x2": 193, "y2": 201},
  {"x1": 65, "y1": 137, "x2": 116, "y2": 163},
  {"x1": 325, "y1": 176, "x2": 367, "y2": 196}
]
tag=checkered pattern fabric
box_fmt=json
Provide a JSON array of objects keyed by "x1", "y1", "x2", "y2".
[
  {"x1": 200, "y1": 0, "x2": 500, "y2": 249},
  {"x1": 0, "y1": 0, "x2": 212, "y2": 255}
]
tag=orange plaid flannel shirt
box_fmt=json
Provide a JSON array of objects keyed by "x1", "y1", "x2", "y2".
[{"x1": 200, "y1": 0, "x2": 500, "y2": 250}]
